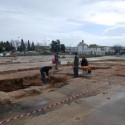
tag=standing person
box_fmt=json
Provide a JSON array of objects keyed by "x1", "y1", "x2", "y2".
[
  {"x1": 58, "y1": 55, "x2": 61, "y2": 65},
  {"x1": 73, "y1": 52, "x2": 79, "y2": 77},
  {"x1": 40, "y1": 66, "x2": 52, "y2": 84},
  {"x1": 55, "y1": 52, "x2": 59, "y2": 70}
]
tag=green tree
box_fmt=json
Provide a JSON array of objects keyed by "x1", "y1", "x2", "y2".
[
  {"x1": 27, "y1": 40, "x2": 31, "y2": 51},
  {"x1": 20, "y1": 39, "x2": 26, "y2": 54},
  {"x1": 50, "y1": 40, "x2": 61, "y2": 53},
  {"x1": 112, "y1": 45, "x2": 123, "y2": 54},
  {"x1": 60, "y1": 44, "x2": 65, "y2": 53},
  {"x1": 5, "y1": 41, "x2": 11, "y2": 51},
  {"x1": 31, "y1": 42, "x2": 35, "y2": 51},
  {"x1": 0, "y1": 42, "x2": 3, "y2": 52},
  {"x1": 50, "y1": 40, "x2": 65, "y2": 53}
]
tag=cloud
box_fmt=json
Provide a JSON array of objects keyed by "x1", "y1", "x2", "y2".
[
  {"x1": 104, "y1": 25, "x2": 125, "y2": 36},
  {"x1": 80, "y1": 0, "x2": 125, "y2": 26},
  {"x1": 0, "y1": 0, "x2": 125, "y2": 46}
]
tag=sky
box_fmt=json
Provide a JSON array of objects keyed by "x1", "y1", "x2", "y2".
[{"x1": 0, "y1": 0, "x2": 125, "y2": 46}]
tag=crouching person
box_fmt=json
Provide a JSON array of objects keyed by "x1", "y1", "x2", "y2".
[
  {"x1": 81, "y1": 57, "x2": 91, "y2": 74},
  {"x1": 40, "y1": 66, "x2": 52, "y2": 84}
]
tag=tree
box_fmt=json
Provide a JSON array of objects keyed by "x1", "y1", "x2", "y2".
[
  {"x1": 50, "y1": 40, "x2": 61, "y2": 53},
  {"x1": 50, "y1": 40, "x2": 56, "y2": 53},
  {"x1": 0, "y1": 41, "x2": 16, "y2": 53},
  {"x1": 5, "y1": 41, "x2": 11, "y2": 51},
  {"x1": 20, "y1": 39, "x2": 26, "y2": 54},
  {"x1": 10, "y1": 42, "x2": 16, "y2": 52},
  {"x1": 112, "y1": 45, "x2": 123, "y2": 54},
  {"x1": 10, "y1": 40, "x2": 17, "y2": 51},
  {"x1": 56, "y1": 39, "x2": 61, "y2": 52},
  {"x1": 27, "y1": 40, "x2": 31, "y2": 51},
  {"x1": 60, "y1": 44, "x2": 65, "y2": 53},
  {"x1": 31, "y1": 42, "x2": 35, "y2": 51},
  {"x1": 0, "y1": 41, "x2": 3, "y2": 52},
  {"x1": 50, "y1": 40, "x2": 65, "y2": 53}
]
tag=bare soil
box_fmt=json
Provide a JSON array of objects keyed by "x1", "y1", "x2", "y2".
[{"x1": 0, "y1": 57, "x2": 125, "y2": 104}]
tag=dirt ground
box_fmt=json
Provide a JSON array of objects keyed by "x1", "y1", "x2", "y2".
[
  {"x1": 0, "y1": 56, "x2": 125, "y2": 105},
  {"x1": 0, "y1": 56, "x2": 125, "y2": 125}
]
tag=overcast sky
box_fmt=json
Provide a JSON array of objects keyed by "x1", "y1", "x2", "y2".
[{"x1": 0, "y1": 0, "x2": 125, "y2": 46}]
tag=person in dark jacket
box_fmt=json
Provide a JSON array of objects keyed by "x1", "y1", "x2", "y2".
[
  {"x1": 81, "y1": 57, "x2": 91, "y2": 74},
  {"x1": 81, "y1": 57, "x2": 88, "y2": 66},
  {"x1": 73, "y1": 52, "x2": 79, "y2": 77},
  {"x1": 40, "y1": 66, "x2": 52, "y2": 84}
]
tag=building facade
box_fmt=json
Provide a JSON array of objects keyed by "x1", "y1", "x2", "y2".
[{"x1": 66, "y1": 40, "x2": 115, "y2": 55}]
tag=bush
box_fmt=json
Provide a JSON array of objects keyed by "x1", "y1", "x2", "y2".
[
  {"x1": 41, "y1": 51, "x2": 52, "y2": 55},
  {"x1": 61, "y1": 55, "x2": 65, "y2": 58}
]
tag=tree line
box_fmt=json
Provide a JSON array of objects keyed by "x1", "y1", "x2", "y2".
[
  {"x1": 17, "y1": 39, "x2": 35, "y2": 53},
  {"x1": 0, "y1": 39, "x2": 66, "y2": 54},
  {"x1": 0, "y1": 39, "x2": 35, "y2": 53},
  {"x1": 0, "y1": 41, "x2": 15, "y2": 52},
  {"x1": 50, "y1": 39, "x2": 65, "y2": 53}
]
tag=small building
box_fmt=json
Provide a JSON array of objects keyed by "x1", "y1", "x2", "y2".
[
  {"x1": 71, "y1": 47, "x2": 78, "y2": 54},
  {"x1": 65, "y1": 46, "x2": 78, "y2": 54},
  {"x1": 101, "y1": 46, "x2": 115, "y2": 55},
  {"x1": 88, "y1": 44, "x2": 105, "y2": 55}
]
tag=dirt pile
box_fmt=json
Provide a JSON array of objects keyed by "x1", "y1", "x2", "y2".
[
  {"x1": 9, "y1": 86, "x2": 42, "y2": 99},
  {"x1": 0, "y1": 92, "x2": 12, "y2": 104}
]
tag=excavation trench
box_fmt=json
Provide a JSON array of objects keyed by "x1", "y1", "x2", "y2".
[{"x1": 0, "y1": 75, "x2": 68, "y2": 92}]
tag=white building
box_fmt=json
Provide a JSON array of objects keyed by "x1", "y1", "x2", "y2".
[
  {"x1": 101, "y1": 46, "x2": 115, "y2": 54},
  {"x1": 77, "y1": 40, "x2": 88, "y2": 54},
  {"x1": 77, "y1": 41, "x2": 105, "y2": 55},
  {"x1": 70, "y1": 40, "x2": 115, "y2": 55},
  {"x1": 88, "y1": 44, "x2": 105, "y2": 55}
]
